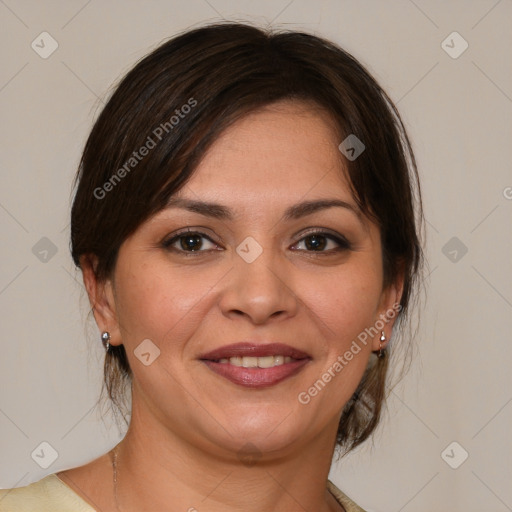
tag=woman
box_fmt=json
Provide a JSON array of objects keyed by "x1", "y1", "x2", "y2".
[{"x1": 0, "y1": 22, "x2": 423, "y2": 511}]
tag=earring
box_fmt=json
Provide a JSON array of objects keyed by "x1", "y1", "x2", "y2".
[
  {"x1": 378, "y1": 331, "x2": 386, "y2": 358},
  {"x1": 101, "y1": 331, "x2": 111, "y2": 352}
]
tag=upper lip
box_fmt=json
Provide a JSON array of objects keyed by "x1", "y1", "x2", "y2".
[{"x1": 199, "y1": 342, "x2": 311, "y2": 360}]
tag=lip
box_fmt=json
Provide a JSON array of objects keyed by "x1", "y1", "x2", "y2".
[
  {"x1": 203, "y1": 360, "x2": 310, "y2": 388},
  {"x1": 199, "y1": 342, "x2": 311, "y2": 360},
  {"x1": 199, "y1": 342, "x2": 312, "y2": 389}
]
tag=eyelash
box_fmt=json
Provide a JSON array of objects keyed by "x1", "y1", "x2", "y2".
[{"x1": 161, "y1": 228, "x2": 352, "y2": 256}]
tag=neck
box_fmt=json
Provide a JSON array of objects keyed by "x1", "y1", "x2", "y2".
[{"x1": 111, "y1": 397, "x2": 342, "y2": 512}]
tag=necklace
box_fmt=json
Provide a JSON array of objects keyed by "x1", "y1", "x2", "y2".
[{"x1": 112, "y1": 447, "x2": 121, "y2": 511}]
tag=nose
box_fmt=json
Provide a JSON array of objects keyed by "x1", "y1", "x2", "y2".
[{"x1": 218, "y1": 245, "x2": 299, "y2": 325}]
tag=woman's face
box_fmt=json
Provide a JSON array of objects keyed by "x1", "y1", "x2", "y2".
[{"x1": 96, "y1": 100, "x2": 401, "y2": 459}]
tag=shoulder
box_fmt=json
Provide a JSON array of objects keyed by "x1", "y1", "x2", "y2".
[
  {"x1": 0, "y1": 474, "x2": 95, "y2": 512},
  {"x1": 327, "y1": 479, "x2": 369, "y2": 512}
]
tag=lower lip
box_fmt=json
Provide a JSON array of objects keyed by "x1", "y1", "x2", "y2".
[{"x1": 202, "y1": 359, "x2": 310, "y2": 388}]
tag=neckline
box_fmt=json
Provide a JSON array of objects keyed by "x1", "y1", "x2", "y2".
[
  {"x1": 327, "y1": 480, "x2": 360, "y2": 511},
  {"x1": 53, "y1": 473, "x2": 99, "y2": 510},
  {"x1": 53, "y1": 473, "x2": 350, "y2": 511}
]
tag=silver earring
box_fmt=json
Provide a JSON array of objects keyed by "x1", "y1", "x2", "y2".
[
  {"x1": 378, "y1": 331, "x2": 386, "y2": 358},
  {"x1": 101, "y1": 331, "x2": 111, "y2": 352}
]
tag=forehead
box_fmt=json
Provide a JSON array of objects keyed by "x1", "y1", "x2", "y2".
[{"x1": 176, "y1": 100, "x2": 354, "y2": 207}]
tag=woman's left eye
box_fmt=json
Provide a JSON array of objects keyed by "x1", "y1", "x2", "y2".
[{"x1": 292, "y1": 232, "x2": 351, "y2": 252}]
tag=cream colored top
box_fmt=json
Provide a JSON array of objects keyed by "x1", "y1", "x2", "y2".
[{"x1": 0, "y1": 474, "x2": 367, "y2": 511}]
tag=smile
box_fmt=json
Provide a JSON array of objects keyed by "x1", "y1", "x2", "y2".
[
  {"x1": 200, "y1": 342, "x2": 311, "y2": 388},
  {"x1": 217, "y1": 355, "x2": 295, "y2": 367}
]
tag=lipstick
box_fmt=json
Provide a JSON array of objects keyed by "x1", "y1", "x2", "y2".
[{"x1": 199, "y1": 342, "x2": 311, "y2": 388}]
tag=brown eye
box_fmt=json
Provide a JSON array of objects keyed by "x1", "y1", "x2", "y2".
[
  {"x1": 163, "y1": 231, "x2": 220, "y2": 253},
  {"x1": 304, "y1": 234, "x2": 327, "y2": 251},
  {"x1": 179, "y1": 234, "x2": 204, "y2": 251},
  {"x1": 293, "y1": 231, "x2": 351, "y2": 253}
]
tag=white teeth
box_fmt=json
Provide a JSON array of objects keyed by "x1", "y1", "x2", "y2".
[
  {"x1": 217, "y1": 355, "x2": 295, "y2": 367},
  {"x1": 257, "y1": 356, "x2": 275, "y2": 368},
  {"x1": 242, "y1": 356, "x2": 258, "y2": 368},
  {"x1": 274, "y1": 355, "x2": 284, "y2": 366}
]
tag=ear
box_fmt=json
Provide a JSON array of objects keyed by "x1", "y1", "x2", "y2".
[
  {"x1": 371, "y1": 265, "x2": 405, "y2": 352},
  {"x1": 80, "y1": 254, "x2": 122, "y2": 347}
]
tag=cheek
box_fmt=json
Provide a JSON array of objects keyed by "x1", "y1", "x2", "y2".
[
  {"x1": 298, "y1": 269, "x2": 382, "y2": 415},
  {"x1": 113, "y1": 258, "x2": 213, "y2": 344},
  {"x1": 304, "y1": 264, "x2": 382, "y2": 348}
]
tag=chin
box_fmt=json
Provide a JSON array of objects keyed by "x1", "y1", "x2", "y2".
[{"x1": 210, "y1": 405, "x2": 318, "y2": 456}]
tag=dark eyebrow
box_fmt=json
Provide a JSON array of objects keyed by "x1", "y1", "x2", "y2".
[
  {"x1": 282, "y1": 199, "x2": 362, "y2": 222},
  {"x1": 165, "y1": 197, "x2": 233, "y2": 219},
  {"x1": 165, "y1": 198, "x2": 362, "y2": 222}
]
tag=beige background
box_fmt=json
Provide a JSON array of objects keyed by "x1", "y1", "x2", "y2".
[{"x1": 1, "y1": 1, "x2": 511, "y2": 511}]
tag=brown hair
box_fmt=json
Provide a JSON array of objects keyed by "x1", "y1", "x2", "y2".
[{"x1": 70, "y1": 21, "x2": 424, "y2": 455}]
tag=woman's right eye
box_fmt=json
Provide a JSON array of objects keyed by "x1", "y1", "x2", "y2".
[{"x1": 162, "y1": 231, "x2": 221, "y2": 254}]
